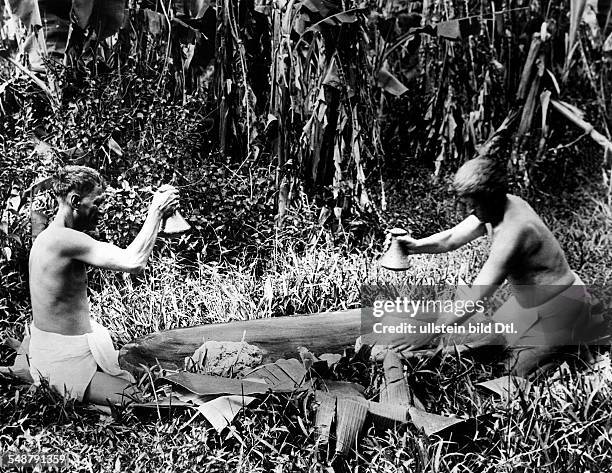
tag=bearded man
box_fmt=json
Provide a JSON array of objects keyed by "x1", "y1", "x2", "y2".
[{"x1": 28, "y1": 165, "x2": 179, "y2": 404}]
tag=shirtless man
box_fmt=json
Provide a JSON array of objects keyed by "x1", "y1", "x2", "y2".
[
  {"x1": 28, "y1": 165, "x2": 179, "y2": 404},
  {"x1": 388, "y1": 157, "x2": 592, "y2": 373}
]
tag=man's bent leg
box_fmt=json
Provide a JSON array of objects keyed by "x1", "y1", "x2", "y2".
[{"x1": 83, "y1": 371, "x2": 142, "y2": 406}]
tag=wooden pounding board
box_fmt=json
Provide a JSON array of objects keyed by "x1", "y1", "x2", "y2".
[{"x1": 119, "y1": 309, "x2": 365, "y2": 374}]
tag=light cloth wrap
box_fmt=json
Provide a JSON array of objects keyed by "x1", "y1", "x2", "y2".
[
  {"x1": 493, "y1": 271, "x2": 591, "y2": 347},
  {"x1": 29, "y1": 319, "x2": 135, "y2": 401},
  {"x1": 493, "y1": 272, "x2": 594, "y2": 375}
]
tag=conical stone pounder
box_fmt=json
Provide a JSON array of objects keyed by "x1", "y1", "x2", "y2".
[
  {"x1": 161, "y1": 212, "x2": 191, "y2": 235},
  {"x1": 153, "y1": 184, "x2": 191, "y2": 235},
  {"x1": 380, "y1": 228, "x2": 411, "y2": 271}
]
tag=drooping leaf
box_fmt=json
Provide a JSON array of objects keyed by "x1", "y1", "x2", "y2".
[
  {"x1": 517, "y1": 35, "x2": 542, "y2": 101},
  {"x1": 322, "y1": 11, "x2": 358, "y2": 26},
  {"x1": 335, "y1": 396, "x2": 368, "y2": 454},
  {"x1": 90, "y1": 0, "x2": 126, "y2": 39},
  {"x1": 368, "y1": 401, "x2": 409, "y2": 428},
  {"x1": 142, "y1": 8, "x2": 166, "y2": 36},
  {"x1": 301, "y1": 0, "x2": 357, "y2": 26},
  {"x1": 7, "y1": 0, "x2": 41, "y2": 28},
  {"x1": 435, "y1": 17, "x2": 480, "y2": 41},
  {"x1": 322, "y1": 56, "x2": 342, "y2": 90},
  {"x1": 408, "y1": 407, "x2": 465, "y2": 436},
  {"x1": 171, "y1": 18, "x2": 200, "y2": 44},
  {"x1": 377, "y1": 63, "x2": 407, "y2": 97},
  {"x1": 302, "y1": 0, "x2": 338, "y2": 17},
  {"x1": 71, "y1": 0, "x2": 95, "y2": 30},
  {"x1": 476, "y1": 376, "x2": 531, "y2": 402},
  {"x1": 314, "y1": 391, "x2": 335, "y2": 445},
  {"x1": 379, "y1": 350, "x2": 411, "y2": 405},
  {"x1": 184, "y1": 0, "x2": 213, "y2": 19}
]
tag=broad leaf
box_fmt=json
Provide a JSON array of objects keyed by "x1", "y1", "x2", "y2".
[
  {"x1": 89, "y1": 0, "x2": 126, "y2": 39},
  {"x1": 322, "y1": 56, "x2": 342, "y2": 89},
  {"x1": 71, "y1": 0, "x2": 95, "y2": 29},
  {"x1": 476, "y1": 376, "x2": 531, "y2": 402},
  {"x1": 408, "y1": 407, "x2": 465, "y2": 436},
  {"x1": 172, "y1": 18, "x2": 200, "y2": 44},
  {"x1": 188, "y1": 0, "x2": 212, "y2": 19},
  {"x1": 142, "y1": 9, "x2": 166, "y2": 36},
  {"x1": 7, "y1": 0, "x2": 41, "y2": 28},
  {"x1": 377, "y1": 63, "x2": 407, "y2": 97},
  {"x1": 435, "y1": 17, "x2": 480, "y2": 41}
]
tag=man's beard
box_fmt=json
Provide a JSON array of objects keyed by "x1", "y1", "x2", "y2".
[{"x1": 75, "y1": 214, "x2": 101, "y2": 235}]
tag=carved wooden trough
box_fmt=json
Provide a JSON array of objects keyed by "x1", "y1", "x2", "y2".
[
  {"x1": 119, "y1": 309, "x2": 369, "y2": 374},
  {"x1": 117, "y1": 308, "x2": 511, "y2": 375}
]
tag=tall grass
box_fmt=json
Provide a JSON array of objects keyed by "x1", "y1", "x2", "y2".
[
  {"x1": 91, "y1": 189, "x2": 612, "y2": 347},
  {"x1": 90, "y1": 234, "x2": 493, "y2": 346}
]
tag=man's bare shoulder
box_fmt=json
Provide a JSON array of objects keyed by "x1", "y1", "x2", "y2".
[
  {"x1": 32, "y1": 226, "x2": 93, "y2": 255},
  {"x1": 495, "y1": 198, "x2": 545, "y2": 255}
]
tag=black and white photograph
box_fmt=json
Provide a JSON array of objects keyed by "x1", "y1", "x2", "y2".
[{"x1": 1, "y1": 0, "x2": 611, "y2": 471}]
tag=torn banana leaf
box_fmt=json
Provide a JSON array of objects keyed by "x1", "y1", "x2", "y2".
[
  {"x1": 476, "y1": 376, "x2": 532, "y2": 403},
  {"x1": 377, "y1": 64, "x2": 408, "y2": 97},
  {"x1": 335, "y1": 396, "x2": 369, "y2": 454},
  {"x1": 379, "y1": 350, "x2": 411, "y2": 405}
]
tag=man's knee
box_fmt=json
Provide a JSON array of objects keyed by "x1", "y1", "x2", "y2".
[{"x1": 83, "y1": 371, "x2": 142, "y2": 405}]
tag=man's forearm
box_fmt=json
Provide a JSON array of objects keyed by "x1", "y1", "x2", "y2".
[
  {"x1": 125, "y1": 209, "x2": 164, "y2": 271},
  {"x1": 412, "y1": 230, "x2": 454, "y2": 254}
]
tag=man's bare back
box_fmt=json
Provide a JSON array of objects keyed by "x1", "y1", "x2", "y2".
[
  {"x1": 30, "y1": 224, "x2": 92, "y2": 335},
  {"x1": 486, "y1": 195, "x2": 575, "y2": 307}
]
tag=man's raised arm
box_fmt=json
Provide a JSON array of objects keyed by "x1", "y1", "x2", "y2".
[
  {"x1": 56, "y1": 186, "x2": 179, "y2": 273},
  {"x1": 441, "y1": 225, "x2": 524, "y2": 325},
  {"x1": 395, "y1": 215, "x2": 486, "y2": 254}
]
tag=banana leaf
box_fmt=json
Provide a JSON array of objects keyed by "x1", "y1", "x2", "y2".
[
  {"x1": 179, "y1": 0, "x2": 212, "y2": 19},
  {"x1": 6, "y1": 0, "x2": 41, "y2": 28},
  {"x1": 142, "y1": 8, "x2": 166, "y2": 36},
  {"x1": 435, "y1": 17, "x2": 480, "y2": 41},
  {"x1": 377, "y1": 63, "x2": 408, "y2": 97},
  {"x1": 89, "y1": 0, "x2": 125, "y2": 39},
  {"x1": 71, "y1": 0, "x2": 94, "y2": 29}
]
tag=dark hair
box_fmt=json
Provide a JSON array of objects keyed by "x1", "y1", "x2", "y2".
[
  {"x1": 453, "y1": 158, "x2": 507, "y2": 198},
  {"x1": 52, "y1": 166, "x2": 103, "y2": 200}
]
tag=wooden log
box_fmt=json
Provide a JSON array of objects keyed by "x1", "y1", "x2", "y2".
[{"x1": 119, "y1": 309, "x2": 367, "y2": 375}]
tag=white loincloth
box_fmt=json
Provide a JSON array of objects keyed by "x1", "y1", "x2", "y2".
[
  {"x1": 494, "y1": 271, "x2": 591, "y2": 347},
  {"x1": 29, "y1": 319, "x2": 135, "y2": 402}
]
